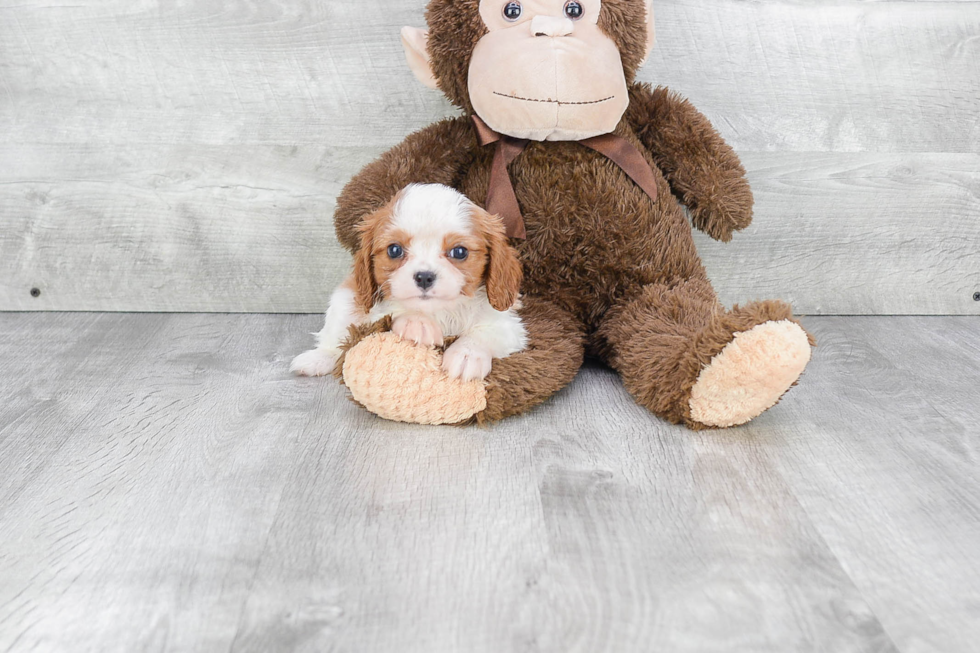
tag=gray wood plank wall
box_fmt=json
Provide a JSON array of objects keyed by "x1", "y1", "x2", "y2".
[{"x1": 1, "y1": 0, "x2": 978, "y2": 314}]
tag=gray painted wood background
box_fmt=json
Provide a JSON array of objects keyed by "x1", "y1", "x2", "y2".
[{"x1": 1, "y1": 0, "x2": 979, "y2": 313}]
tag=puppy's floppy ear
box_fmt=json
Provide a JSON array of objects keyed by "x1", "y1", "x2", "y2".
[
  {"x1": 473, "y1": 206, "x2": 523, "y2": 312},
  {"x1": 352, "y1": 207, "x2": 386, "y2": 312}
]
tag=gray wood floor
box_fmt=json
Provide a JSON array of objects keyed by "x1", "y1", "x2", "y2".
[{"x1": 0, "y1": 313, "x2": 978, "y2": 653}]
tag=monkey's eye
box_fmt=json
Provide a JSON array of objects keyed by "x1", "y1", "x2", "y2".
[
  {"x1": 448, "y1": 246, "x2": 469, "y2": 261},
  {"x1": 502, "y1": 1, "x2": 522, "y2": 21},
  {"x1": 564, "y1": 1, "x2": 584, "y2": 19},
  {"x1": 387, "y1": 244, "x2": 404, "y2": 259}
]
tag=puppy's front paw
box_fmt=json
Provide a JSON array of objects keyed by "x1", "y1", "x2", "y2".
[
  {"x1": 290, "y1": 348, "x2": 339, "y2": 377},
  {"x1": 442, "y1": 340, "x2": 492, "y2": 381},
  {"x1": 392, "y1": 314, "x2": 444, "y2": 347}
]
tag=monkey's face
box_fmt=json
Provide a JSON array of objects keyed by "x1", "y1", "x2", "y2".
[
  {"x1": 403, "y1": 0, "x2": 655, "y2": 142},
  {"x1": 469, "y1": 0, "x2": 628, "y2": 141}
]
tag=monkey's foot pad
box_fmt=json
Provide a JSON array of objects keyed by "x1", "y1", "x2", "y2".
[
  {"x1": 690, "y1": 320, "x2": 812, "y2": 428},
  {"x1": 342, "y1": 332, "x2": 487, "y2": 425}
]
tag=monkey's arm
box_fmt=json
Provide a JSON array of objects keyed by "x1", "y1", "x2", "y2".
[
  {"x1": 626, "y1": 83, "x2": 753, "y2": 242},
  {"x1": 334, "y1": 117, "x2": 478, "y2": 252}
]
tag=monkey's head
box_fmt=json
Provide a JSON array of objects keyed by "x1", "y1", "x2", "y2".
[{"x1": 402, "y1": 0, "x2": 655, "y2": 142}]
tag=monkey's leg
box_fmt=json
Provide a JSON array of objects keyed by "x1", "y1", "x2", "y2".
[
  {"x1": 597, "y1": 279, "x2": 814, "y2": 429},
  {"x1": 336, "y1": 296, "x2": 586, "y2": 425},
  {"x1": 476, "y1": 295, "x2": 586, "y2": 424}
]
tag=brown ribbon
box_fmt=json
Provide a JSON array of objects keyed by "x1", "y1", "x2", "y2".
[
  {"x1": 472, "y1": 115, "x2": 529, "y2": 239},
  {"x1": 472, "y1": 115, "x2": 659, "y2": 239}
]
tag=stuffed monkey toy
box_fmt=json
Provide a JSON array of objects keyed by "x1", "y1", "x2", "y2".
[{"x1": 332, "y1": 0, "x2": 814, "y2": 428}]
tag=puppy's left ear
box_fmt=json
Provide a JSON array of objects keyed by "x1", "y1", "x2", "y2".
[
  {"x1": 476, "y1": 207, "x2": 523, "y2": 312},
  {"x1": 352, "y1": 208, "x2": 385, "y2": 312}
]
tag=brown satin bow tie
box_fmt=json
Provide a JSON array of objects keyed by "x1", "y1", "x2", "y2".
[{"x1": 472, "y1": 115, "x2": 659, "y2": 239}]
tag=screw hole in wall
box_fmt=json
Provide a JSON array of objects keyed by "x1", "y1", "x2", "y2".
[
  {"x1": 30, "y1": 288, "x2": 41, "y2": 298},
  {"x1": 974, "y1": 292, "x2": 980, "y2": 302}
]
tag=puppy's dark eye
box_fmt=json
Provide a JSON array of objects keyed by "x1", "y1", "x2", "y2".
[
  {"x1": 387, "y1": 244, "x2": 404, "y2": 259},
  {"x1": 448, "y1": 246, "x2": 469, "y2": 261},
  {"x1": 564, "y1": 1, "x2": 584, "y2": 19},
  {"x1": 503, "y1": 1, "x2": 522, "y2": 21}
]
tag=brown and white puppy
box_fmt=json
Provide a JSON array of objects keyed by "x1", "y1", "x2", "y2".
[{"x1": 291, "y1": 184, "x2": 527, "y2": 381}]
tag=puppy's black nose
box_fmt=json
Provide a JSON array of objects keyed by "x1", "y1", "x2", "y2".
[{"x1": 414, "y1": 270, "x2": 437, "y2": 291}]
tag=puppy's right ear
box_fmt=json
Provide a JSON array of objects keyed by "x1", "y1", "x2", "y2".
[
  {"x1": 473, "y1": 207, "x2": 523, "y2": 312},
  {"x1": 352, "y1": 209, "x2": 383, "y2": 312}
]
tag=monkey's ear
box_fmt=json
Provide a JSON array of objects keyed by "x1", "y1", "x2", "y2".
[
  {"x1": 400, "y1": 26, "x2": 439, "y2": 90},
  {"x1": 641, "y1": 1, "x2": 656, "y2": 65}
]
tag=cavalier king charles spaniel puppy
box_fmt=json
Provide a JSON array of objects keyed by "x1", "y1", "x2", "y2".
[{"x1": 291, "y1": 184, "x2": 527, "y2": 381}]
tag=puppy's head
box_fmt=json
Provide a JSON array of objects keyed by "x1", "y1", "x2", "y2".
[{"x1": 353, "y1": 184, "x2": 522, "y2": 313}]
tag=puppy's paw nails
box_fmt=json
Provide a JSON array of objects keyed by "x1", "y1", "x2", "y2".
[
  {"x1": 442, "y1": 342, "x2": 493, "y2": 381},
  {"x1": 290, "y1": 349, "x2": 339, "y2": 377},
  {"x1": 392, "y1": 315, "x2": 444, "y2": 347}
]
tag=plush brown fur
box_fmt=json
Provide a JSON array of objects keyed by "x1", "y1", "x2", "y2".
[
  {"x1": 335, "y1": 297, "x2": 585, "y2": 426},
  {"x1": 333, "y1": 0, "x2": 812, "y2": 427},
  {"x1": 474, "y1": 296, "x2": 586, "y2": 425},
  {"x1": 596, "y1": 280, "x2": 815, "y2": 428},
  {"x1": 335, "y1": 118, "x2": 479, "y2": 253},
  {"x1": 626, "y1": 85, "x2": 754, "y2": 242}
]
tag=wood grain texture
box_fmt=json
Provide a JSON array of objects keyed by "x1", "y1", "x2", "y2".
[
  {"x1": 1, "y1": 0, "x2": 977, "y2": 151},
  {"x1": 748, "y1": 317, "x2": 980, "y2": 653},
  {"x1": 0, "y1": 144, "x2": 364, "y2": 312},
  {"x1": 2, "y1": 148, "x2": 977, "y2": 314},
  {"x1": 1, "y1": 312, "x2": 979, "y2": 651},
  {"x1": 2, "y1": 0, "x2": 979, "y2": 313},
  {"x1": 649, "y1": 0, "x2": 980, "y2": 154},
  {"x1": 697, "y1": 152, "x2": 980, "y2": 315}
]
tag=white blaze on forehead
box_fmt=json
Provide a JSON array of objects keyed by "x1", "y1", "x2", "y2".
[{"x1": 392, "y1": 184, "x2": 473, "y2": 237}]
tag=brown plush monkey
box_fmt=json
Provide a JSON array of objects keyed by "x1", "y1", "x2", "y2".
[{"x1": 332, "y1": 0, "x2": 814, "y2": 429}]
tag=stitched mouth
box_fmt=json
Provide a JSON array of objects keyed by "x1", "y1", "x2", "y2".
[{"x1": 493, "y1": 91, "x2": 615, "y2": 106}]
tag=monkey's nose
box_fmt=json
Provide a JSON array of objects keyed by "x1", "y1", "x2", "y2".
[
  {"x1": 414, "y1": 270, "x2": 437, "y2": 291},
  {"x1": 531, "y1": 15, "x2": 574, "y2": 37}
]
